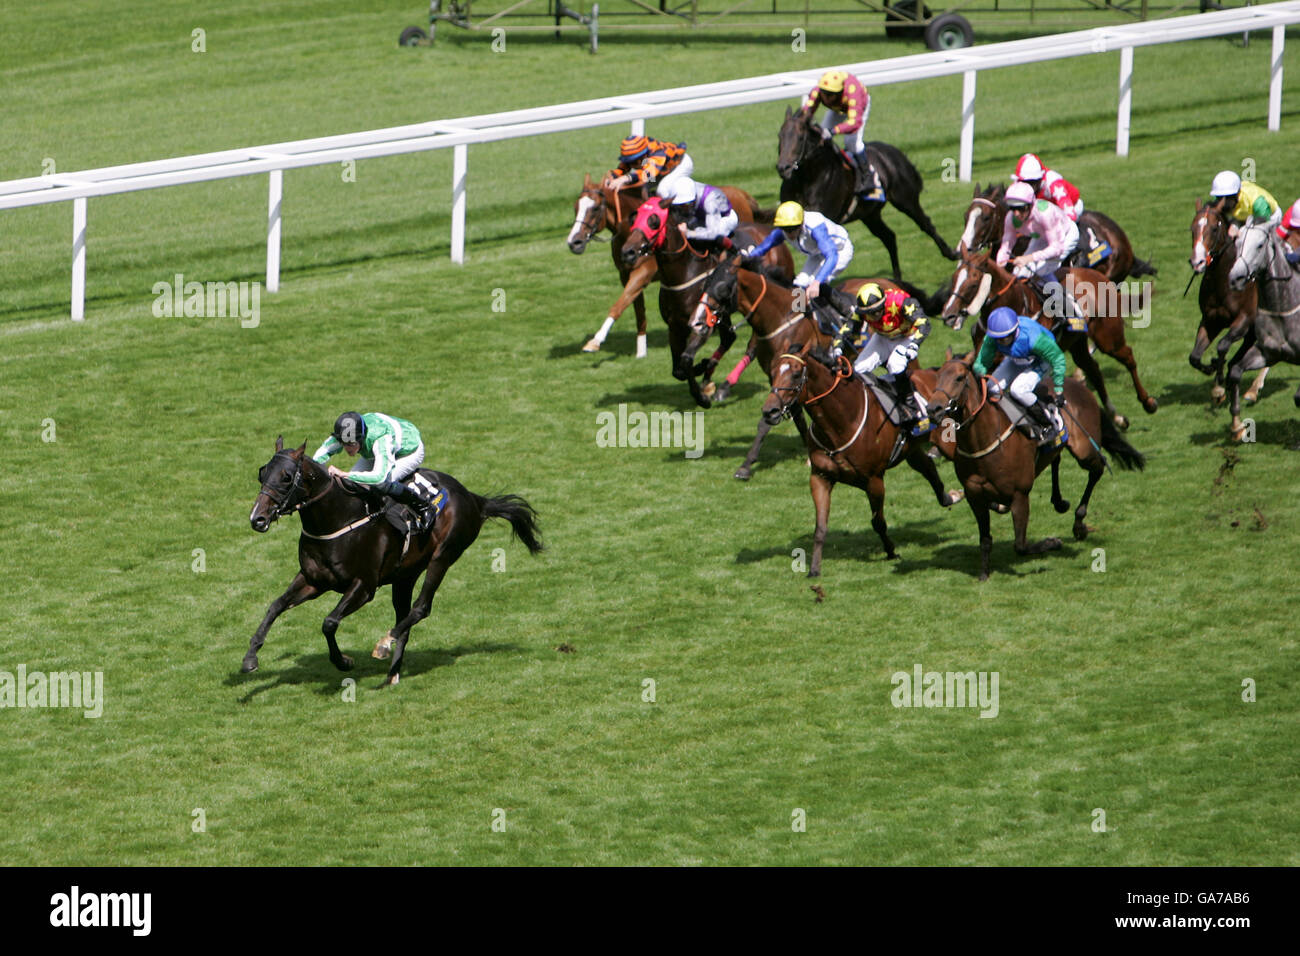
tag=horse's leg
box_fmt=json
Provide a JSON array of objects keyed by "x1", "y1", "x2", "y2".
[
  {"x1": 242, "y1": 573, "x2": 321, "y2": 673},
  {"x1": 321, "y1": 580, "x2": 374, "y2": 672},
  {"x1": 1227, "y1": 345, "x2": 1268, "y2": 440},
  {"x1": 1092, "y1": 319, "x2": 1158, "y2": 414},
  {"x1": 373, "y1": 574, "x2": 417, "y2": 660},
  {"x1": 865, "y1": 473, "x2": 898, "y2": 560},
  {"x1": 969, "y1": 495, "x2": 993, "y2": 582},
  {"x1": 736, "y1": 412, "x2": 775, "y2": 482},
  {"x1": 808, "y1": 469, "x2": 834, "y2": 577},
  {"x1": 1243, "y1": 365, "x2": 1271, "y2": 404},
  {"x1": 1068, "y1": 457, "x2": 1104, "y2": 542},
  {"x1": 386, "y1": 557, "x2": 455, "y2": 686},
  {"x1": 891, "y1": 190, "x2": 957, "y2": 260},
  {"x1": 1049, "y1": 456, "x2": 1071, "y2": 514},
  {"x1": 1010, "y1": 487, "x2": 1061, "y2": 557},
  {"x1": 903, "y1": 445, "x2": 963, "y2": 507},
  {"x1": 861, "y1": 208, "x2": 903, "y2": 281},
  {"x1": 715, "y1": 334, "x2": 756, "y2": 404}
]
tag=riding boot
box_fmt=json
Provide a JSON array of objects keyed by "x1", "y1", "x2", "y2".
[
  {"x1": 379, "y1": 480, "x2": 438, "y2": 534},
  {"x1": 853, "y1": 150, "x2": 886, "y2": 202},
  {"x1": 1021, "y1": 400, "x2": 1054, "y2": 446},
  {"x1": 894, "y1": 371, "x2": 931, "y2": 436}
]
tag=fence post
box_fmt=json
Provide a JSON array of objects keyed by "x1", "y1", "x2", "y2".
[
  {"x1": 451, "y1": 143, "x2": 467, "y2": 264},
  {"x1": 267, "y1": 169, "x2": 282, "y2": 293},
  {"x1": 1117, "y1": 46, "x2": 1133, "y2": 157},
  {"x1": 1269, "y1": 24, "x2": 1284, "y2": 131},
  {"x1": 960, "y1": 70, "x2": 976, "y2": 182},
  {"x1": 71, "y1": 197, "x2": 87, "y2": 321},
  {"x1": 631, "y1": 118, "x2": 644, "y2": 137}
]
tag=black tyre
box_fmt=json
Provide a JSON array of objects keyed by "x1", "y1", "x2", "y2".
[
  {"x1": 884, "y1": 1, "x2": 931, "y2": 40},
  {"x1": 399, "y1": 25, "x2": 428, "y2": 47},
  {"x1": 924, "y1": 13, "x2": 974, "y2": 50}
]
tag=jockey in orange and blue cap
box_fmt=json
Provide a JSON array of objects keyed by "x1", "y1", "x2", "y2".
[{"x1": 606, "y1": 135, "x2": 694, "y2": 201}]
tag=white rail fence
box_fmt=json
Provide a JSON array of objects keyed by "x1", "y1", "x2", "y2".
[{"x1": 1, "y1": 2, "x2": 1296, "y2": 320}]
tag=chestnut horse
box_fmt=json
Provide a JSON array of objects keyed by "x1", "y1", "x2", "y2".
[
  {"x1": 956, "y1": 182, "x2": 1156, "y2": 281},
  {"x1": 1188, "y1": 200, "x2": 1270, "y2": 413},
  {"x1": 246, "y1": 438, "x2": 543, "y2": 686},
  {"x1": 928, "y1": 356, "x2": 1144, "y2": 581},
  {"x1": 620, "y1": 197, "x2": 793, "y2": 406},
  {"x1": 567, "y1": 173, "x2": 767, "y2": 357},
  {"x1": 765, "y1": 343, "x2": 963, "y2": 576},
  {"x1": 940, "y1": 250, "x2": 1159, "y2": 428}
]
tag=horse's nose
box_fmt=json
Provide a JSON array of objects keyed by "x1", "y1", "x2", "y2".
[
  {"x1": 776, "y1": 162, "x2": 792, "y2": 178},
  {"x1": 251, "y1": 515, "x2": 270, "y2": 533},
  {"x1": 568, "y1": 238, "x2": 585, "y2": 254}
]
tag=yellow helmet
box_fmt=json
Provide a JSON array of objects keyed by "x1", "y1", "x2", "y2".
[
  {"x1": 855, "y1": 282, "x2": 885, "y2": 312},
  {"x1": 818, "y1": 70, "x2": 849, "y2": 94},
  {"x1": 773, "y1": 201, "x2": 805, "y2": 228}
]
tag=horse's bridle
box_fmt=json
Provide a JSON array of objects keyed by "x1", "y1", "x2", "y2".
[
  {"x1": 1193, "y1": 207, "x2": 1231, "y2": 272},
  {"x1": 781, "y1": 117, "x2": 821, "y2": 177},
  {"x1": 256, "y1": 453, "x2": 333, "y2": 522}
]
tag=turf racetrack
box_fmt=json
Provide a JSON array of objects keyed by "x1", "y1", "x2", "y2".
[{"x1": 0, "y1": 1, "x2": 1296, "y2": 865}]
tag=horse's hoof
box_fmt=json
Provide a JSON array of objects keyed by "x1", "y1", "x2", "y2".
[
  {"x1": 1054, "y1": 499, "x2": 1071, "y2": 514},
  {"x1": 1244, "y1": 393, "x2": 1260, "y2": 406},
  {"x1": 734, "y1": 466, "x2": 752, "y2": 481},
  {"x1": 713, "y1": 383, "x2": 732, "y2": 404},
  {"x1": 337, "y1": 655, "x2": 354, "y2": 671},
  {"x1": 1073, "y1": 522, "x2": 1089, "y2": 541},
  {"x1": 384, "y1": 673, "x2": 400, "y2": 687},
  {"x1": 1210, "y1": 385, "x2": 1226, "y2": 404},
  {"x1": 241, "y1": 658, "x2": 258, "y2": 674},
  {"x1": 945, "y1": 490, "x2": 964, "y2": 507},
  {"x1": 992, "y1": 502, "x2": 1010, "y2": 514},
  {"x1": 1144, "y1": 398, "x2": 1159, "y2": 414},
  {"x1": 701, "y1": 381, "x2": 717, "y2": 399},
  {"x1": 1071, "y1": 367, "x2": 1087, "y2": 382},
  {"x1": 581, "y1": 338, "x2": 601, "y2": 353},
  {"x1": 1114, "y1": 414, "x2": 1130, "y2": 431},
  {"x1": 372, "y1": 633, "x2": 395, "y2": 660}
]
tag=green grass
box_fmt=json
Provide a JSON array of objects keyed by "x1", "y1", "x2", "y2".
[{"x1": 0, "y1": 1, "x2": 1297, "y2": 865}]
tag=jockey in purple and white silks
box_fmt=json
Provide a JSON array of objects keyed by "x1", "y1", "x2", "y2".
[
  {"x1": 997, "y1": 181, "x2": 1083, "y2": 328},
  {"x1": 668, "y1": 177, "x2": 739, "y2": 248}
]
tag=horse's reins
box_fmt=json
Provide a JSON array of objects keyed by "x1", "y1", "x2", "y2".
[
  {"x1": 932, "y1": 371, "x2": 1019, "y2": 458},
  {"x1": 259, "y1": 453, "x2": 384, "y2": 539}
]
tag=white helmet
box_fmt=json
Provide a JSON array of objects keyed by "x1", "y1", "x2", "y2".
[
  {"x1": 1013, "y1": 153, "x2": 1044, "y2": 182},
  {"x1": 1005, "y1": 181, "x2": 1037, "y2": 208},
  {"x1": 670, "y1": 177, "x2": 698, "y2": 206},
  {"x1": 1210, "y1": 170, "x2": 1242, "y2": 197},
  {"x1": 1043, "y1": 170, "x2": 1062, "y2": 189}
]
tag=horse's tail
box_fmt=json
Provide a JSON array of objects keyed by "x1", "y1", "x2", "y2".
[
  {"x1": 1098, "y1": 415, "x2": 1146, "y2": 471},
  {"x1": 482, "y1": 494, "x2": 545, "y2": 554},
  {"x1": 1129, "y1": 253, "x2": 1158, "y2": 278}
]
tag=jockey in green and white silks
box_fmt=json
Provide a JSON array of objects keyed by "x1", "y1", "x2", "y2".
[
  {"x1": 312, "y1": 412, "x2": 440, "y2": 532},
  {"x1": 973, "y1": 307, "x2": 1068, "y2": 447}
]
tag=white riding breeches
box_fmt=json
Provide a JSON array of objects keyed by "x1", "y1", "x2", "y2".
[
  {"x1": 991, "y1": 357, "x2": 1047, "y2": 406},
  {"x1": 353, "y1": 442, "x2": 425, "y2": 483},
  {"x1": 854, "y1": 333, "x2": 918, "y2": 377},
  {"x1": 654, "y1": 155, "x2": 695, "y2": 199},
  {"x1": 821, "y1": 110, "x2": 866, "y2": 156}
]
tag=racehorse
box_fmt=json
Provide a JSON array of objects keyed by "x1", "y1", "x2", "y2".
[
  {"x1": 940, "y1": 250, "x2": 1159, "y2": 428},
  {"x1": 1188, "y1": 200, "x2": 1270, "y2": 411},
  {"x1": 955, "y1": 182, "x2": 1157, "y2": 282},
  {"x1": 245, "y1": 438, "x2": 543, "y2": 686},
  {"x1": 1226, "y1": 221, "x2": 1300, "y2": 439},
  {"x1": 764, "y1": 342, "x2": 963, "y2": 576},
  {"x1": 620, "y1": 197, "x2": 793, "y2": 406},
  {"x1": 567, "y1": 173, "x2": 768, "y2": 357},
  {"x1": 928, "y1": 355, "x2": 1145, "y2": 581},
  {"x1": 678, "y1": 255, "x2": 938, "y2": 479},
  {"x1": 776, "y1": 106, "x2": 956, "y2": 280}
]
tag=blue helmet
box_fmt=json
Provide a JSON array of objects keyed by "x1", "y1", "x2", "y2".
[
  {"x1": 333, "y1": 412, "x2": 365, "y2": 445},
  {"x1": 987, "y1": 307, "x2": 1019, "y2": 339}
]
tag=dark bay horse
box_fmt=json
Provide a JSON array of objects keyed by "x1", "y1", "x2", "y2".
[
  {"x1": 940, "y1": 251, "x2": 1159, "y2": 427},
  {"x1": 1188, "y1": 200, "x2": 1270, "y2": 417},
  {"x1": 245, "y1": 438, "x2": 543, "y2": 686},
  {"x1": 956, "y1": 182, "x2": 1156, "y2": 282},
  {"x1": 620, "y1": 197, "x2": 793, "y2": 406},
  {"x1": 765, "y1": 344, "x2": 963, "y2": 576},
  {"x1": 929, "y1": 355, "x2": 1145, "y2": 581},
  {"x1": 567, "y1": 174, "x2": 769, "y2": 357},
  {"x1": 776, "y1": 106, "x2": 956, "y2": 280}
]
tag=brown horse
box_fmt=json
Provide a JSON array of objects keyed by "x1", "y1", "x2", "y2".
[
  {"x1": 246, "y1": 438, "x2": 543, "y2": 686},
  {"x1": 776, "y1": 107, "x2": 956, "y2": 280},
  {"x1": 956, "y1": 182, "x2": 1156, "y2": 282},
  {"x1": 678, "y1": 257, "x2": 935, "y2": 479},
  {"x1": 1188, "y1": 200, "x2": 1270, "y2": 415},
  {"x1": 940, "y1": 250, "x2": 1159, "y2": 428},
  {"x1": 928, "y1": 356, "x2": 1145, "y2": 581},
  {"x1": 764, "y1": 343, "x2": 963, "y2": 576},
  {"x1": 567, "y1": 173, "x2": 766, "y2": 356},
  {"x1": 621, "y1": 197, "x2": 793, "y2": 406}
]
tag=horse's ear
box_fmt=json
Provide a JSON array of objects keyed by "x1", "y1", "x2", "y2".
[
  {"x1": 785, "y1": 105, "x2": 792, "y2": 119},
  {"x1": 944, "y1": 345, "x2": 954, "y2": 362},
  {"x1": 275, "y1": 435, "x2": 284, "y2": 452},
  {"x1": 960, "y1": 350, "x2": 976, "y2": 367},
  {"x1": 584, "y1": 172, "x2": 593, "y2": 189},
  {"x1": 1195, "y1": 197, "x2": 1203, "y2": 211},
  {"x1": 291, "y1": 441, "x2": 306, "y2": 459},
  {"x1": 972, "y1": 183, "x2": 980, "y2": 197}
]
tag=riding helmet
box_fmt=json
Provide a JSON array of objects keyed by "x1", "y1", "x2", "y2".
[
  {"x1": 1013, "y1": 153, "x2": 1044, "y2": 183},
  {"x1": 774, "y1": 201, "x2": 805, "y2": 228},
  {"x1": 1005, "y1": 182, "x2": 1036, "y2": 208},
  {"x1": 818, "y1": 70, "x2": 849, "y2": 94},
  {"x1": 855, "y1": 282, "x2": 885, "y2": 313},
  {"x1": 619, "y1": 135, "x2": 650, "y2": 165},
  {"x1": 987, "y1": 307, "x2": 1020, "y2": 338},
  {"x1": 1210, "y1": 170, "x2": 1241, "y2": 198},
  {"x1": 333, "y1": 412, "x2": 366, "y2": 446}
]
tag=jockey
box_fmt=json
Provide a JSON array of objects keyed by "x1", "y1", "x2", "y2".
[
  {"x1": 972, "y1": 306, "x2": 1068, "y2": 447},
  {"x1": 1209, "y1": 170, "x2": 1281, "y2": 235},
  {"x1": 668, "y1": 177, "x2": 738, "y2": 250},
  {"x1": 836, "y1": 283, "x2": 933, "y2": 436},
  {"x1": 799, "y1": 69, "x2": 884, "y2": 203},
  {"x1": 1277, "y1": 198, "x2": 1300, "y2": 266},
  {"x1": 998, "y1": 181, "x2": 1084, "y2": 328},
  {"x1": 311, "y1": 411, "x2": 440, "y2": 533},
  {"x1": 1012, "y1": 154, "x2": 1083, "y2": 220},
  {"x1": 607, "y1": 134, "x2": 693, "y2": 201},
  {"x1": 743, "y1": 201, "x2": 856, "y2": 322}
]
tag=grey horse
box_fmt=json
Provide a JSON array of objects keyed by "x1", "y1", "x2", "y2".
[{"x1": 1226, "y1": 222, "x2": 1300, "y2": 441}]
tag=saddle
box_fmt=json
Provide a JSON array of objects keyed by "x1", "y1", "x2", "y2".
[
  {"x1": 1071, "y1": 224, "x2": 1112, "y2": 269},
  {"x1": 991, "y1": 383, "x2": 1067, "y2": 448},
  {"x1": 338, "y1": 471, "x2": 447, "y2": 537}
]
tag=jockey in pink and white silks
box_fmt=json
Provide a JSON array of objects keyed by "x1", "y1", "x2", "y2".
[{"x1": 997, "y1": 181, "x2": 1083, "y2": 327}]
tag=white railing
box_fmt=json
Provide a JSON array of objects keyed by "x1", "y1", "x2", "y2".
[{"x1": 2, "y1": 2, "x2": 1296, "y2": 320}]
